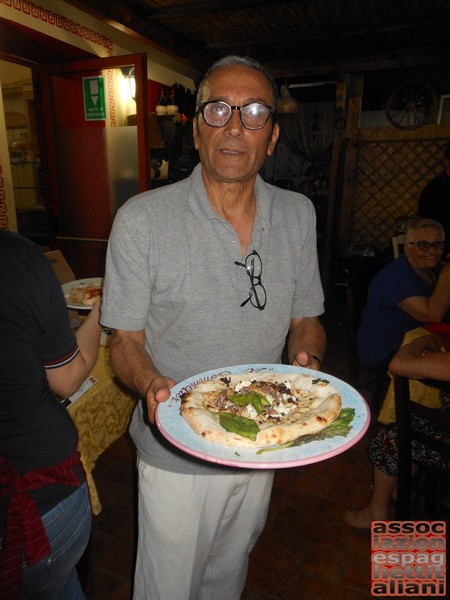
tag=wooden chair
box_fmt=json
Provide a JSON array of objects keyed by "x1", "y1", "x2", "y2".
[
  {"x1": 392, "y1": 234, "x2": 405, "y2": 259},
  {"x1": 394, "y1": 374, "x2": 450, "y2": 519},
  {"x1": 44, "y1": 250, "x2": 75, "y2": 284},
  {"x1": 333, "y1": 253, "x2": 389, "y2": 410}
]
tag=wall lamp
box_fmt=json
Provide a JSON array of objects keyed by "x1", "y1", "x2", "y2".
[
  {"x1": 278, "y1": 85, "x2": 301, "y2": 114},
  {"x1": 120, "y1": 66, "x2": 136, "y2": 101}
]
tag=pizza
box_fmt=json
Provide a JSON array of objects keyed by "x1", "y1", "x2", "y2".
[
  {"x1": 81, "y1": 286, "x2": 102, "y2": 306},
  {"x1": 180, "y1": 372, "x2": 342, "y2": 448},
  {"x1": 66, "y1": 283, "x2": 102, "y2": 306}
]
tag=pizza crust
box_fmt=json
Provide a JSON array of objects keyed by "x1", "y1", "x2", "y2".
[{"x1": 180, "y1": 372, "x2": 342, "y2": 448}]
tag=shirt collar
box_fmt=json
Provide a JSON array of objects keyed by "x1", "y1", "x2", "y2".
[{"x1": 188, "y1": 163, "x2": 273, "y2": 230}]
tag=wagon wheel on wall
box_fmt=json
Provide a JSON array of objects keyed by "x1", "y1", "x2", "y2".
[{"x1": 385, "y1": 81, "x2": 437, "y2": 130}]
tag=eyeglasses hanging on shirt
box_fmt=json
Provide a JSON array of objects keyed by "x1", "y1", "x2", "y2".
[{"x1": 234, "y1": 250, "x2": 267, "y2": 310}]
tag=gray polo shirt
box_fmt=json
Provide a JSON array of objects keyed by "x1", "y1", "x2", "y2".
[{"x1": 101, "y1": 164, "x2": 324, "y2": 474}]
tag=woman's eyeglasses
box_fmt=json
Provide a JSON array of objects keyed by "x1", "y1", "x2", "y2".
[
  {"x1": 234, "y1": 250, "x2": 267, "y2": 310},
  {"x1": 408, "y1": 241, "x2": 445, "y2": 252},
  {"x1": 197, "y1": 101, "x2": 274, "y2": 130}
]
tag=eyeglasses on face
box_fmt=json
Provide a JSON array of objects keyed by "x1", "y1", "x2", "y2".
[
  {"x1": 234, "y1": 250, "x2": 267, "y2": 310},
  {"x1": 197, "y1": 100, "x2": 274, "y2": 130},
  {"x1": 408, "y1": 241, "x2": 445, "y2": 252}
]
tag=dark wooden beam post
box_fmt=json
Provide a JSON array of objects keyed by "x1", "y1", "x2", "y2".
[
  {"x1": 321, "y1": 80, "x2": 347, "y2": 290},
  {"x1": 338, "y1": 74, "x2": 364, "y2": 250}
]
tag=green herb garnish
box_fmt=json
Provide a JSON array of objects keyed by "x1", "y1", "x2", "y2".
[
  {"x1": 219, "y1": 412, "x2": 260, "y2": 441},
  {"x1": 229, "y1": 391, "x2": 270, "y2": 415}
]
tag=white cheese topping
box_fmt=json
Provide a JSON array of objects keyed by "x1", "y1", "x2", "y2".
[
  {"x1": 246, "y1": 405, "x2": 258, "y2": 418},
  {"x1": 235, "y1": 380, "x2": 252, "y2": 392}
]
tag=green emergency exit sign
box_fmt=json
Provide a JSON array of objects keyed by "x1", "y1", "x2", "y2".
[{"x1": 83, "y1": 76, "x2": 106, "y2": 121}]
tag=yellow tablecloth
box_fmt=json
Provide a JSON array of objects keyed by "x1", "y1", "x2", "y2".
[
  {"x1": 68, "y1": 345, "x2": 137, "y2": 514},
  {"x1": 378, "y1": 327, "x2": 442, "y2": 425}
]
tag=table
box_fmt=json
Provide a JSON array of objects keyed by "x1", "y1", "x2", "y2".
[
  {"x1": 378, "y1": 324, "x2": 449, "y2": 425},
  {"x1": 67, "y1": 345, "x2": 137, "y2": 514}
]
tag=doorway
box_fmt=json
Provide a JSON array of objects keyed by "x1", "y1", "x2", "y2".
[
  {"x1": 0, "y1": 17, "x2": 149, "y2": 277},
  {"x1": 1, "y1": 60, "x2": 48, "y2": 245},
  {"x1": 37, "y1": 55, "x2": 148, "y2": 277},
  {"x1": 0, "y1": 57, "x2": 148, "y2": 276}
]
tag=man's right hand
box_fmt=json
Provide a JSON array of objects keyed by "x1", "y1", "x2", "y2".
[{"x1": 145, "y1": 375, "x2": 176, "y2": 423}]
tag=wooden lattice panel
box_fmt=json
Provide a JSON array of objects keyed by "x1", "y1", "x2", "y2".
[{"x1": 352, "y1": 139, "x2": 447, "y2": 251}]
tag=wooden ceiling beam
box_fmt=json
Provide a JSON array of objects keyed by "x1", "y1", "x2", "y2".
[
  {"x1": 142, "y1": 0, "x2": 293, "y2": 19},
  {"x1": 206, "y1": 18, "x2": 450, "y2": 51},
  {"x1": 266, "y1": 46, "x2": 450, "y2": 79}
]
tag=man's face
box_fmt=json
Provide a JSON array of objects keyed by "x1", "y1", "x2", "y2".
[
  {"x1": 404, "y1": 226, "x2": 445, "y2": 270},
  {"x1": 193, "y1": 65, "x2": 279, "y2": 184}
]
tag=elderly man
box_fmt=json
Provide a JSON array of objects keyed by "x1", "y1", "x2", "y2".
[{"x1": 101, "y1": 55, "x2": 326, "y2": 600}]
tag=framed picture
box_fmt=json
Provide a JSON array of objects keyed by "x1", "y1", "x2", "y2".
[{"x1": 437, "y1": 95, "x2": 450, "y2": 125}]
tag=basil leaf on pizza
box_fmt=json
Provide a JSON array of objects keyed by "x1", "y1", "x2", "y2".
[
  {"x1": 179, "y1": 372, "x2": 342, "y2": 448},
  {"x1": 218, "y1": 413, "x2": 260, "y2": 441},
  {"x1": 228, "y1": 391, "x2": 270, "y2": 414}
]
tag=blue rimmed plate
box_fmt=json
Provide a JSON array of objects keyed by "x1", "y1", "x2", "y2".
[{"x1": 156, "y1": 364, "x2": 370, "y2": 469}]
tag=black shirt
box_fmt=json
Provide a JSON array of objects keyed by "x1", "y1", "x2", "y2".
[
  {"x1": 0, "y1": 231, "x2": 82, "y2": 523},
  {"x1": 418, "y1": 171, "x2": 450, "y2": 254}
]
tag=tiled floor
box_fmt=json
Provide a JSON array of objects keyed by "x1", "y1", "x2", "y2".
[{"x1": 81, "y1": 289, "x2": 441, "y2": 600}]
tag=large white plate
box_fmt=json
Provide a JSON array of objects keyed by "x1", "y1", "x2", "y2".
[
  {"x1": 61, "y1": 278, "x2": 103, "y2": 310},
  {"x1": 156, "y1": 364, "x2": 370, "y2": 469}
]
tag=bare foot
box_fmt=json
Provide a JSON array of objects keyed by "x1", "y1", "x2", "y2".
[{"x1": 344, "y1": 507, "x2": 379, "y2": 529}]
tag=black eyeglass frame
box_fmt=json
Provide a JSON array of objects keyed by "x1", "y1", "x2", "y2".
[
  {"x1": 197, "y1": 100, "x2": 275, "y2": 130},
  {"x1": 234, "y1": 250, "x2": 267, "y2": 310},
  {"x1": 408, "y1": 241, "x2": 445, "y2": 252}
]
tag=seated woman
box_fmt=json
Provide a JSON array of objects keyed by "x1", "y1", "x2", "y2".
[
  {"x1": 357, "y1": 217, "x2": 450, "y2": 369},
  {"x1": 344, "y1": 334, "x2": 450, "y2": 528}
]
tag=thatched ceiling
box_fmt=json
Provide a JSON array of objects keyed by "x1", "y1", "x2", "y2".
[
  {"x1": 65, "y1": 0, "x2": 450, "y2": 111},
  {"x1": 68, "y1": 0, "x2": 450, "y2": 82}
]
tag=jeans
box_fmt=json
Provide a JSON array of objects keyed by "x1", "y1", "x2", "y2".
[{"x1": 19, "y1": 482, "x2": 91, "y2": 599}]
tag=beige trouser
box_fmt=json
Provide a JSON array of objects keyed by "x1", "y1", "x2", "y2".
[{"x1": 133, "y1": 459, "x2": 274, "y2": 600}]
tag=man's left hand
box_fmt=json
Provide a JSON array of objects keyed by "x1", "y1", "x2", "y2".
[{"x1": 292, "y1": 351, "x2": 321, "y2": 370}]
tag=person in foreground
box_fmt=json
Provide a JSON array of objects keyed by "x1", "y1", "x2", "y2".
[
  {"x1": 0, "y1": 230, "x2": 102, "y2": 599},
  {"x1": 344, "y1": 334, "x2": 450, "y2": 529},
  {"x1": 101, "y1": 55, "x2": 326, "y2": 600},
  {"x1": 357, "y1": 217, "x2": 450, "y2": 369}
]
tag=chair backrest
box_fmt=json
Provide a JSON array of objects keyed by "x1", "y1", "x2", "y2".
[
  {"x1": 394, "y1": 374, "x2": 450, "y2": 518},
  {"x1": 45, "y1": 250, "x2": 75, "y2": 284},
  {"x1": 392, "y1": 234, "x2": 405, "y2": 259},
  {"x1": 333, "y1": 253, "x2": 382, "y2": 385}
]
